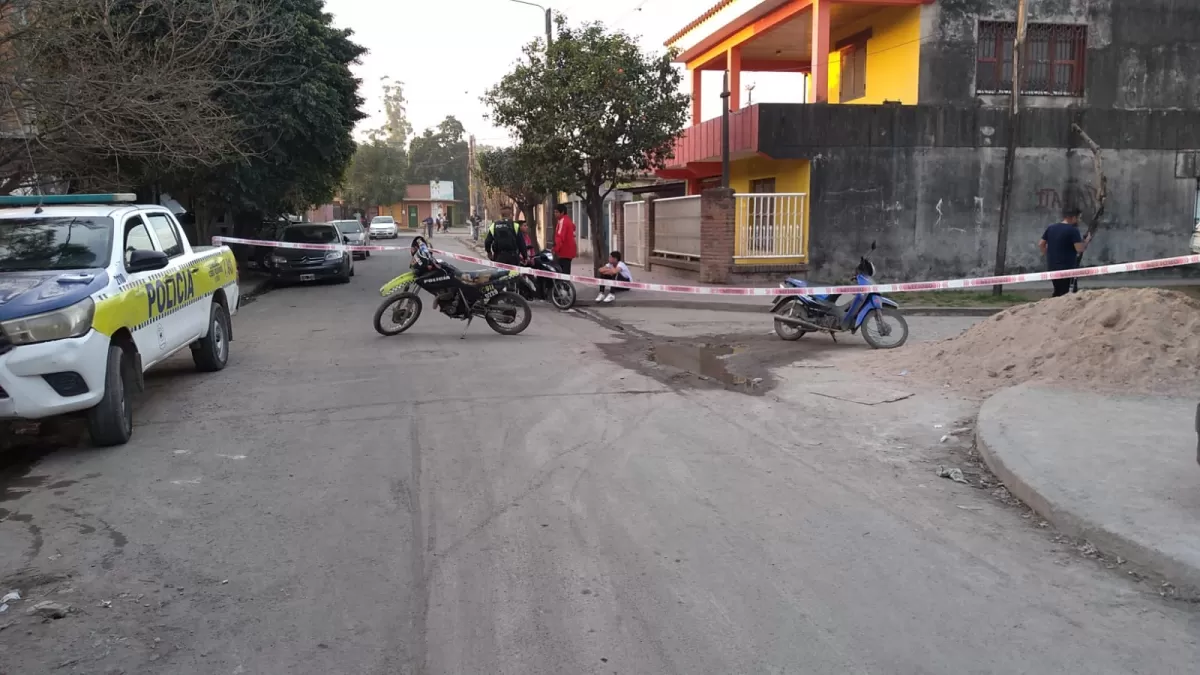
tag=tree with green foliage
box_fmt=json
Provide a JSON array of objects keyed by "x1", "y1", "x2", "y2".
[
  {"x1": 408, "y1": 116, "x2": 469, "y2": 223},
  {"x1": 476, "y1": 146, "x2": 546, "y2": 227},
  {"x1": 484, "y1": 20, "x2": 689, "y2": 271},
  {"x1": 342, "y1": 140, "x2": 407, "y2": 216},
  {"x1": 164, "y1": 0, "x2": 365, "y2": 239},
  {"x1": 376, "y1": 77, "x2": 414, "y2": 149},
  {"x1": 341, "y1": 78, "x2": 412, "y2": 215}
]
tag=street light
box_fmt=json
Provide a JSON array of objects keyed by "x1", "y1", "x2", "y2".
[
  {"x1": 509, "y1": 0, "x2": 552, "y2": 49},
  {"x1": 509, "y1": 0, "x2": 555, "y2": 245}
]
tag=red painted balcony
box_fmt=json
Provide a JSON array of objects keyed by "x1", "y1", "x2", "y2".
[{"x1": 658, "y1": 105, "x2": 761, "y2": 180}]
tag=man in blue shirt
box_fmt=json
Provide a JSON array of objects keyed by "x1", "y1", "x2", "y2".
[{"x1": 1039, "y1": 207, "x2": 1092, "y2": 297}]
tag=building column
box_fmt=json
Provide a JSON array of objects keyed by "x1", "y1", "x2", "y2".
[
  {"x1": 728, "y1": 46, "x2": 742, "y2": 111},
  {"x1": 691, "y1": 68, "x2": 703, "y2": 125},
  {"x1": 809, "y1": 0, "x2": 831, "y2": 103},
  {"x1": 699, "y1": 188, "x2": 735, "y2": 284}
]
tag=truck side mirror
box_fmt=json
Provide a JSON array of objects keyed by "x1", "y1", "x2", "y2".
[{"x1": 126, "y1": 249, "x2": 170, "y2": 273}]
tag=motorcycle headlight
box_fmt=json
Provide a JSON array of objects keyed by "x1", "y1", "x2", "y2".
[
  {"x1": 544, "y1": 252, "x2": 554, "y2": 260},
  {"x1": 0, "y1": 297, "x2": 95, "y2": 345},
  {"x1": 270, "y1": 254, "x2": 287, "y2": 264},
  {"x1": 324, "y1": 251, "x2": 343, "y2": 261}
]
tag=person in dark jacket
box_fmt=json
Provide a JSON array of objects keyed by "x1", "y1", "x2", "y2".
[
  {"x1": 1039, "y1": 206, "x2": 1092, "y2": 297},
  {"x1": 485, "y1": 206, "x2": 523, "y2": 266},
  {"x1": 553, "y1": 204, "x2": 578, "y2": 275}
]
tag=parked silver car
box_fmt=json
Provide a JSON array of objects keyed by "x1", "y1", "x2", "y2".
[{"x1": 332, "y1": 219, "x2": 369, "y2": 260}]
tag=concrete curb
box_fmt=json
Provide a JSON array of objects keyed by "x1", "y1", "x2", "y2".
[
  {"x1": 453, "y1": 238, "x2": 1001, "y2": 317},
  {"x1": 976, "y1": 385, "x2": 1200, "y2": 595}
]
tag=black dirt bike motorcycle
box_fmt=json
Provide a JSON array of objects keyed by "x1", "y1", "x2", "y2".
[
  {"x1": 514, "y1": 248, "x2": 576, "y2": 310},
  {"x1": 373, "y1": 237, "x2": 533, "y2": 337}
]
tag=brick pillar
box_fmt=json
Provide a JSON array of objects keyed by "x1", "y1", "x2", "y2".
[{"x1": 700, "y1": 188, "x2": 735, "y2": 284}]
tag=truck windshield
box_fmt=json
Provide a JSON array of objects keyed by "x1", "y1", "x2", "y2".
[
  {"x1": 281, "y1": 225, "x2": 338, "y2": 244},
  {"x1": 0, "y1": 216, "x2": 114, "y2": 272}
]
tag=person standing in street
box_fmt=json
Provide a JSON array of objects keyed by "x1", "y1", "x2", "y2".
[
  {"x1": 1039, "y1": 206, "x2": 1092, "y2": 297},
  {"x1": 553, "y1": 204, "x2": 577, "y2": 275},
  {"x1": 485, "y1": 206, "x2": 524, "y2": 266},
  {"x1": 423, "y1": 215, "x2": 434, "y2": 239}
]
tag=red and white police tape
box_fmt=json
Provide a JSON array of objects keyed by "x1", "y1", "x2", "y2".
[{"x1": 212, "y1": 235, "x2": 1200, "y2": 297}]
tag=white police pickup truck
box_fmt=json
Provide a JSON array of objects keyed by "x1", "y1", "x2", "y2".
[{"x1": 0, "y1": 194, "x2": 240, "y2": 446}]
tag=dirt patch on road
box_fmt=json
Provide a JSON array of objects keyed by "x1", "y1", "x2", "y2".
[{"x1": 860, "y1": 288, "x2": 1200, "y2": 395}]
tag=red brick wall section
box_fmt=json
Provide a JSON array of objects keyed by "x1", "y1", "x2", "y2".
[{"x1": 700, "y1": 188, "x2": 735, "y2": 284}]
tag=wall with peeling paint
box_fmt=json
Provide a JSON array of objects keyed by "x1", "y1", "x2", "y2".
[
  {"x1": 755, "y1": 104, "x2": 1200, "y2": 281},
  {"x1": 919, "y1": 0, "x2": 1200, "y2": 110},
  {"x1": 806, "y1": 146, "x2": 1194, "y2": 282}
]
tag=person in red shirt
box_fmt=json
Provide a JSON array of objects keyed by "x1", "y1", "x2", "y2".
[{"x1": 553, "y1": 204, "x2": 578, "y2": 274}]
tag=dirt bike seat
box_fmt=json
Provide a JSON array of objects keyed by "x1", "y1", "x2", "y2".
[{"x1": 459, "y1": 269, "x2": 512, "y2": 286}]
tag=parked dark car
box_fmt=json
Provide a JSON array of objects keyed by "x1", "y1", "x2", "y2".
[
  {"x1": 332, "y1": 219, "x2": 369, "y2": 260},
  {"x1": 270, "y1": 223, "x2": 354, "y2": 284}
]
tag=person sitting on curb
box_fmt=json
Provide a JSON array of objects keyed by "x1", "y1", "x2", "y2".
[{"x1": 595, "y1": 250, "x2": 632, "y2": 303}]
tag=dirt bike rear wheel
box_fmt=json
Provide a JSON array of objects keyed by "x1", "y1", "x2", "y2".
[{"x1": 484, "y1": 292, "x2": 532, "y2": 336}]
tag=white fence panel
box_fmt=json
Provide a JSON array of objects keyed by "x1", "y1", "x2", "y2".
[
  {"x1": 652, "y1": 195, "x2": 701, "y2": 260},
  {"x1": 622, "y1": 201, "x2": 646, "y2": 266}
]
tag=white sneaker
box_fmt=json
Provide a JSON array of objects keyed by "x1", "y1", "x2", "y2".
[
  {"x1": 595, "y1": 292, "x2": 606, "y2": 302},
  {"x1": 602, "y1": 293, "x2": 615, "y2": 303}
]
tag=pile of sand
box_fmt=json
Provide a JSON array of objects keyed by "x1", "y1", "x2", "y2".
[{"x1": 874, "y1": 288, "x2": 1200, "y2": 395}]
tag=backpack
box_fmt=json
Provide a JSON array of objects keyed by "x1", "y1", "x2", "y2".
[{"x1": 491, "y1": 222, "x2": 520, "y2": 253}]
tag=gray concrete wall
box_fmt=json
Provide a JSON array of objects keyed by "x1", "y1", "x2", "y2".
[
  {"x1": 919, "y1": 0, "x2": 1200, "y2": 110},
  {"x1": 806, "y1": 146, "x2": 1197, "y2": 282}
]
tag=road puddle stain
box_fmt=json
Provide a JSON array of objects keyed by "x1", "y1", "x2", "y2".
[{"x1": 651, "y1": 343, "x2": 762, "y2": 392}]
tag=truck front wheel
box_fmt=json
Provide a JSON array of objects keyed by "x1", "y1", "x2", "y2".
[
  {"x1": 193, "y1": 302, "x2": 231, "y2": 372},
  {"x1": 87, "y1": 345, "x2": 134, "y2": 447}
]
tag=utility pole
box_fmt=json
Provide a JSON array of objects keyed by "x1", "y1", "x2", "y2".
[
  {"x1": 720, "y1": 70, "x2": 731, "y2": 188},
  {"x1": 543, "y1": 7, "x2": 555, "y2": 245},
  {"x1": 468, "y1": 134, "x2": 476, "y2": 217},
  {"x1": 993, "y1": 0, "x2": 1028, "y2": 295},
  {"x1": 510, "y1": 0, "x2": 556, "y2": 242}
]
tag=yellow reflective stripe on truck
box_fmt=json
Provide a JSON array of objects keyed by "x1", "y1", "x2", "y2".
[{"x1": 91, "y1": 249, "x2": 238, "y2": 337}]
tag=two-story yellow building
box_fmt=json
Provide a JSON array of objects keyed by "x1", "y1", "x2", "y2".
[{"x1": 653, "y1": 0, "x2": 1200, "y2": 282}]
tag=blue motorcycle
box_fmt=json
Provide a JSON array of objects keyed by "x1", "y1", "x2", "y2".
[{"x1": 769, "y1": 243, "x2": 909, "y2": 349}]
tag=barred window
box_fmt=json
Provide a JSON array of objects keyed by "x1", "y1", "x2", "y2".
[{"x1": 976, "y1": 22, "x2": 1086, "y2": 96}]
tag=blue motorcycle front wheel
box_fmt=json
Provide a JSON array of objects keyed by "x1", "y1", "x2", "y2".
[{"x1": 861, "y1": 307, "x2": 909, "y2": 349}]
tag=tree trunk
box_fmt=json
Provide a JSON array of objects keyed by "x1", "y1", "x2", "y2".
[{"x1": 585, "y1": 188, "x2": 607, "y2": 275}]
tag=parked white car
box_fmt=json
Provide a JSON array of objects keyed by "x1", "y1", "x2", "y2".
[
  {"x1": 369, "y1": 216, "x2": 398, "y2": 239},
  {"x1": 0, "y1": 194, "x2": 240, "y2": 446}
]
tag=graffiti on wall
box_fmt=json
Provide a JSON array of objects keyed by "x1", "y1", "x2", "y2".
[{"x1": 1035, "y1": 182, "x2": 1100, "y2": 214}]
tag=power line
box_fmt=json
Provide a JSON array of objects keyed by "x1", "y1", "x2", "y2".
[{"x1": 612, "y1": 0, "x2": 656, "y2": 29}]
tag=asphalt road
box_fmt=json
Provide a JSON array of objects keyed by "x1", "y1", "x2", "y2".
[{"x1": 1, "y1": 240, "x2": 1197, "y2": 674}]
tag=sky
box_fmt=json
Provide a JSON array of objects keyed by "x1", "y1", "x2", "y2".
[{"x1": 324, "y1": 0, "x2": 807, "y2": 146}]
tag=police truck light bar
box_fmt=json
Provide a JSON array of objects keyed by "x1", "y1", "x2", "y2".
[{"x1": 0, "y1": 193, "x2": 138, "y2": 207}]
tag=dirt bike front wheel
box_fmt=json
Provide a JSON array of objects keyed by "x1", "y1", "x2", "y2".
[{"x1": 374, "y1": 293, "x2": 422, "y2": 336}]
